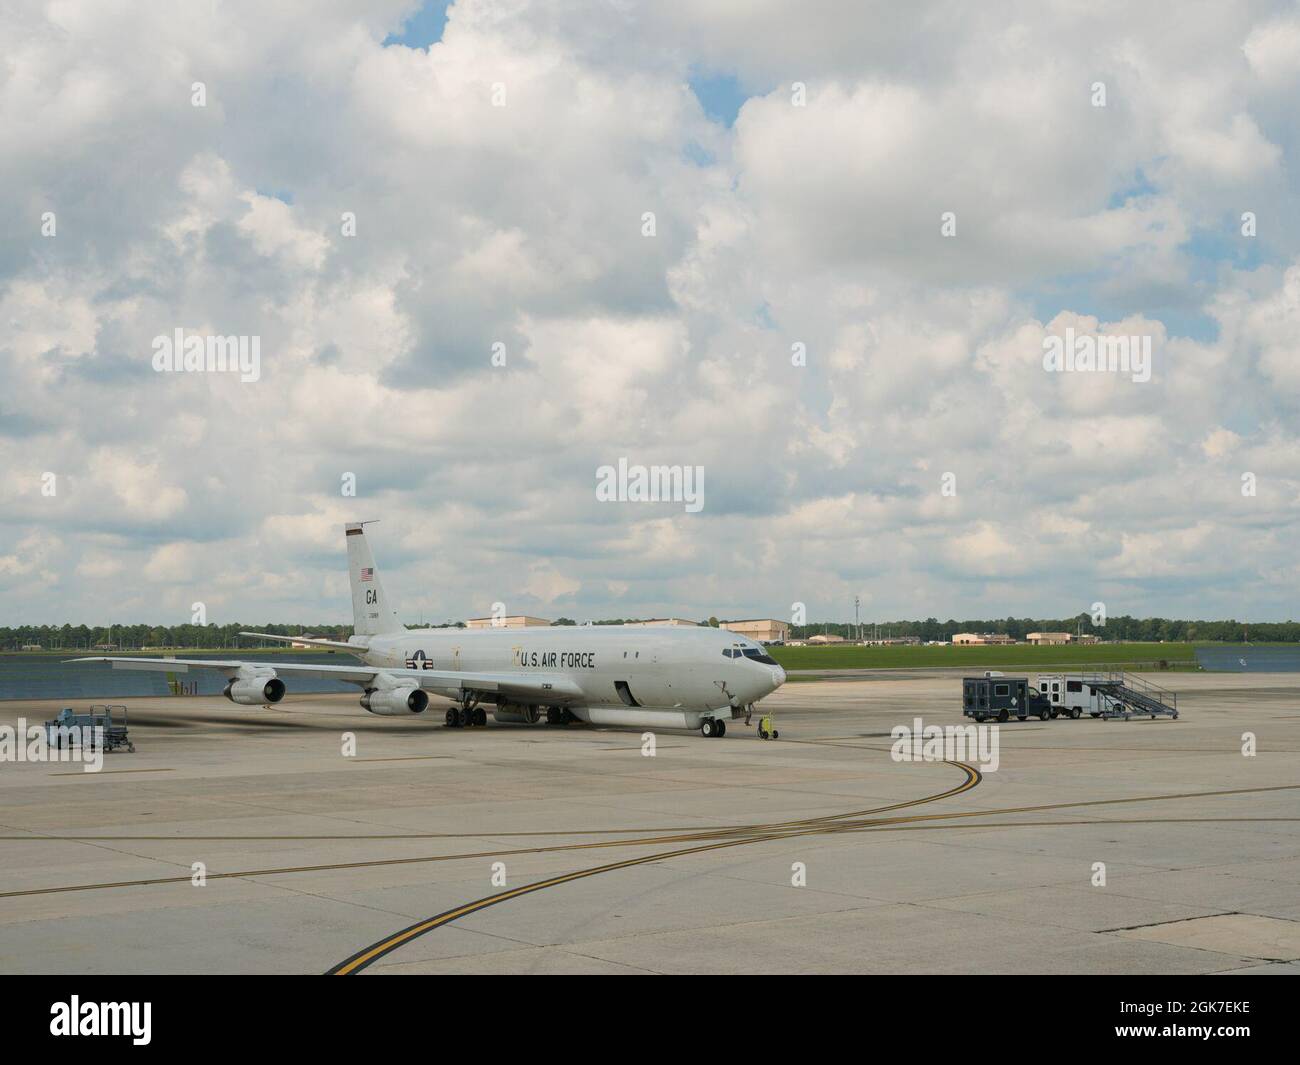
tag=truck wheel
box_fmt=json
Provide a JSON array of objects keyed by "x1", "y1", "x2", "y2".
[
  {"x1": 974, "y1": 714, "x2": 986, "y2": 723},
  {"x1": 1071, "y1": 708, "x2": 1082, "y2": 720},
  {"x1": 997, "y1": 710, "x2": 1009, "y2": 723},
  {"x1": 1039, "y1": 709, "x2": 1051, "y2": 721}
]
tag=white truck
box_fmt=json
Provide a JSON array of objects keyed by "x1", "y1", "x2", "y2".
[{"x1": 1035, "y1": 674, "x2": 1102, "y2": 719}]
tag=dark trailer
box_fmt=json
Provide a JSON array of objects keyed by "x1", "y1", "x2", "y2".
[{"x1": 962, "y1": 676, "x2": 1052, "y2": 722}]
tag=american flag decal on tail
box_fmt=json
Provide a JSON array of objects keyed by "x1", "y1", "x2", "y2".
[{"x1": 360, "y1": 567, "x2": 373, "y2": 581}]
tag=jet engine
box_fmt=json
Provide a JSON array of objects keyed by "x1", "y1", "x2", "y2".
[
  {"x1": 361, "y1": 686, "x2": 429, "y2": 716},
  {"x1": 492, "y1": 703, "x2": 542, "y2": 724},
  {"x1": 223, "y1": 675, "x2": 286, "y2": 704}
]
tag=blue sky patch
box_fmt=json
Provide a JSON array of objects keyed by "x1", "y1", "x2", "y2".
[
  {"x1": 689, "y1": 69, "x2": 751, "y2": 127},
  {"x1": 383, "y1": 0, "x2": 452, "y2": 49}
]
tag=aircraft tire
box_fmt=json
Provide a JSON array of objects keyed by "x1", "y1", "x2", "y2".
[
  {"x1": 701, "y1": 720, "x2": 716, "y2": 738},
  {"x1": 445, "y1": 708, "x2": 458, "y2": 727},
  {"x1": 716, "y1": 720, "x2": 726, "y2": 737},
  {"x1": 474, "y1": 708, "x2": 487, "y2": 727},
  {"x1": 456, "y1": 707, "x2": 469, "y2": 727}
]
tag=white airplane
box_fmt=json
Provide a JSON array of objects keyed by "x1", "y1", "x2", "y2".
[{"x1": 74, "y1": 522, "x2": 786, "y2": 737}]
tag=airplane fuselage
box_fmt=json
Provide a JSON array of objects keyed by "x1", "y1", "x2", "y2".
[{"x1": 360, "y1": 624, "x2": 785, "y2": 724}]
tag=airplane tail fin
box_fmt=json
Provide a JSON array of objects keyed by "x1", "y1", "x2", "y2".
[{"x1": 346, "y1": 522, "x2": 403, "y2": 637}]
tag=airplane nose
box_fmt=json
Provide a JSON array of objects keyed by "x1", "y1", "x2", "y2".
[{"x1": 772, "y1": 665, "x2": 786, "y2": 689}]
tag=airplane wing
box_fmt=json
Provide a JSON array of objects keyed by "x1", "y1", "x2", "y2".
[{"x1": 68, "y1": 657, "x2": 583, "y2": 702}]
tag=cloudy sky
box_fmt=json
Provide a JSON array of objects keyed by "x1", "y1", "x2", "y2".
[{"x1": 3, "y1": 0, "x2": 1299, "y2": 627}]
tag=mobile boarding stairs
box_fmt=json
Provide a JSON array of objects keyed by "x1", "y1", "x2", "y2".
[{"x1": 1083, "y1": 670, "x2": 1179, "y2": 721}]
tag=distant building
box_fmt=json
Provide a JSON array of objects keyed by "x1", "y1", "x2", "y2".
[
  {"x1": 623, "y1": 618, "x2": 698, "y2": 627},
  {"x1": 952, "y1": 633, "x2": 1015, "y2": 646},
  {"x1": 1026, "y1": 632, "x2": 1102, "y2": 645},
  {"x1": 466, "y1": 616, "x2": 551, "y2": 629},
  {"x1": 724, "y1": 619, "x2": 792, "y2": 644},
  {"x1": 20, "y1": 643, "x2": 42, "y2": 652},
  {"x1": 862, "y1": 636, "x2": 921, "y2": 646},
  {"x1": 807, "y1": 633, "x2": 846, "y2": 644}
]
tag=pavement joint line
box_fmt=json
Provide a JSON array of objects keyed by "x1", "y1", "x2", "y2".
[
  {"x1": 49, "y1": 768, "x2": 175, "y2": 777},
  {"x1": 350, "y1": 756, "x2": 454, "y2": 763},
  {"x1": 373, "y1": 942, "x2": 667, "y2": 975},
  {"x1": 1094, "y1": 911, "x2": 1243, "y2": 934},
  {"x1": 883, "y1": 897, "x2": 1258, "y2": 951},
  {"x1": 233, "y1": 879, "x2": 490, "y2": 927}
]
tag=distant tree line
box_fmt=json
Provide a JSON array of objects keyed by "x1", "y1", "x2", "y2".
[
  {"x1": 792, "y1": 615, "x2": 1296, "y2": 643},
  {"x1": 4, "y1": 613, "x2": 1295, "y2": 651},
  {"x1": 0, "y1": 622, "x2": 357, "y2": 651}
]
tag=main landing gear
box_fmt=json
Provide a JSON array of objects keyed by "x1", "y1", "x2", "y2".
[
  {"x1": 701, "y1": 719, "x2": 727, "y2": 738},
  {"x1": 545, "y1": 706, "x2": 575, "y2": 726},
  {"x1": 444, "y1": 693, "x2": 487, "y2": 728}
]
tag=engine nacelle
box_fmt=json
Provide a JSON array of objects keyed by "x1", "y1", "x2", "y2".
[
  {"x1": 361, "y1": 687, "x2": 429, "y2": 716},
  {"x1": 492, "y1": 703, "x2": 542, "y2": 724},
  {"x1": 223, "y1": 675, "x2": 286, "y2": 705}
]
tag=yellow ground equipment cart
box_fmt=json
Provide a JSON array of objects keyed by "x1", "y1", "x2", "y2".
[{"x1": 757, "y1": 715, "x2": 779, "y2": 740}]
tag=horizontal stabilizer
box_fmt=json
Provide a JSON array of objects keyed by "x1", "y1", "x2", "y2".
[{"x1": 238, "y1": 631, "x2": 365, "y2": 652}]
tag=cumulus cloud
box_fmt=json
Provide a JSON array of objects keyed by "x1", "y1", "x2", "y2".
[{"x1": 1, "y1": 0, "x2": 1299, "y2": 625}]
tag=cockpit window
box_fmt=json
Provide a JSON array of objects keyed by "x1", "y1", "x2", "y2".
[{"x1": 741, "y1": 647, "x2": 779, "y2": 665}]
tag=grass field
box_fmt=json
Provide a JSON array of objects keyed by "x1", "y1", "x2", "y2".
[{"x1": 768, "y1": 642, "x2": 1206, "y2": 672}]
